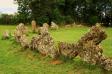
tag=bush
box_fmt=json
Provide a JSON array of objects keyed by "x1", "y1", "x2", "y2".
[
  {"x1": 36, "y1": 16, "x2": 49, "y2": 26},
  {"x1": 52, "y1": 8, "x2": 65, "y2": 25},
  {"x1": 88, "y1": 16, "x2": 99, "y2": 25}
]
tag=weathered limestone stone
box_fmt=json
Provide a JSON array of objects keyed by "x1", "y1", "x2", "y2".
[
  {"x1": 43, "y1": 23, "x2": 49, "y2": 29},
  {"x1": 19, "y1": 35, "x2": 29, "y2": 49},
  {"x1": 51, "y1": 22, "x2": 59, "y2": 30},
  {"x1": 30, "y1": 26, "x2": 57, "y2": 58},
  {"x1": 38, "y1": 23, "x2": 49, "y2": 35},
  {"x1": 99, "y1": 56, "x2": 112, "y2": 71},
  {"x1": 77, "y1": 25, "x2": 107, "y2": 45},
  {"x1": 78, "y1": 41, "x2": 103, "y2": 64},
  {"x1": 31, "y1": 20, "x2": 37, "y2": 32},
  {"x1": 30, "y1": 36, "x2": 38, "y2": 50},
  {"x1": 58, "y1": 25, "x2": 112, "y2": 71},
  {"x1": 14, "y1": 23, "x2": 28, "y2": 42},
  {"x1": 38, "y1": 26, "x2": 48, "y2": 35},
  {"x1": 16, "y1": 23, "x2": 28, "y2": 34},
  {"x1": 95, "y1": 23, "x2": 102, "y2": 27},
  {"x1": 2, "y1": 30, "x2": 10, "y2": 40},
  {"x1": 65, "y1": 25, "x2": 72, "y2": 28},
  {"x1": 58, "y1": 42, "x2": 78, "y2": 59}
]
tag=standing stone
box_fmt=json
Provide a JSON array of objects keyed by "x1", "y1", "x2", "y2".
[
  {"x1": 14, "y1": 23, "x2": 28, "y2": 42},
  {"x1": 43, "y1": 23, "x2": 49, "y2": 29},
  {"x1": 30, "y1": 26, "x2": 57, "y2": 58},
  {"x1": 16, "y1": 23, "x2": 28, "y2": 35},
  {"x1": 31, "y1": 20, "x2": 37, "y2": 32},
  {"x1": 58, "y1": 25, "x2": 112, "y2": 71},
  {"x1": 65, "y1": 25, "x2": 72, "y2": 28},
  {"x1": 51, "y1": 22, "x2": 59, "y2": 30},
  {"x1": 19, "y1": 35, "x2": 29, "y2": 49},
  {"x1": 98, "y1": 56, "x2": 112, "y2": 71},
  {"x1": 95, "y1": 23, "x2": 101, "y2": 27},
  {"x1": 30, "y1": 36, "x2": 38, "y2": 50},
  {"x1": 58, "y1": 42, "x2": 78, "y2": 59},
  {"x1": 2, "y1": 30, "x2": 10, "y2": 40},
  {"x1": 38, "y1": 27, "x2": 48, "y2": 35},
  {"x1": 38, "y1": 23, "x2": 49, "y2": 35},
  {"x1": 74, "y1": 25, "x2": 107, "y2": 64}
]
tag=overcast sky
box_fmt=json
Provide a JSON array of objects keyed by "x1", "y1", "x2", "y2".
[{"x1": 0, "y1": 0, "x2": 18, "y2": 14}]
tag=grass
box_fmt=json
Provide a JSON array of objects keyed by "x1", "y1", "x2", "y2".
[{"x1": 0, "y1": 25, "x2": 112, "y2": 74}]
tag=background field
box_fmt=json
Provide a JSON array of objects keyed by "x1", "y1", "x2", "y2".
[{"x1": 0, "y1": 25, "x2": 112, "y2": 74}]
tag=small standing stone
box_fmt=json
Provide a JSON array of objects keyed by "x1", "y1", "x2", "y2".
[
  {"x1": 2, "y1": 30, "x2": 10, "y2": 40},
  {"x1": 43, "y1": 23, "x2": 49, "y2": 29},
  {"x1": 51, "y1": 22, "x2": 59, "y2": 30}
]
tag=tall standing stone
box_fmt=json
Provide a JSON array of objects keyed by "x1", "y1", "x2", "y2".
[{"x1": 31, "y1": 20, "x2": 37, "y2": 32}]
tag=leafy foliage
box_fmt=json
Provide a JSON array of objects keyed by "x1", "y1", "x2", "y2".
[{"x1": 0, "y1": 0, "x2": 111, "y2": 26}]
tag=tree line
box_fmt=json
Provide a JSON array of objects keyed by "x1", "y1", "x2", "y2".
[{"x1": 0, "y1": 0, "x2": 112, "y2": 26}]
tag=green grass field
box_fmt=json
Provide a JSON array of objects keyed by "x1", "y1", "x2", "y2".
[{"x1": 0, "y1": 25, "x2": 112, "y2": 74}]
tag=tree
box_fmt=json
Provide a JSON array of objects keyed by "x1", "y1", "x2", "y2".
[
  {"x1": 14, "y1": 0, "x2": 112, "y2": 26},
  {"x1": 14, "y1": 0, "x2": 32, "y2": 23},
  {"x1": 29, "y1": 0, "x2": 57, "y2": 25},
  {"x1": 0, "y1": 13, "x2": 18, "y2": 25}
]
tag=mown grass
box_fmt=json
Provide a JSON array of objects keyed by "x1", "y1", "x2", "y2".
[{"x1": 0, "y1": 25, "x2": 112, "y2": 74}]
